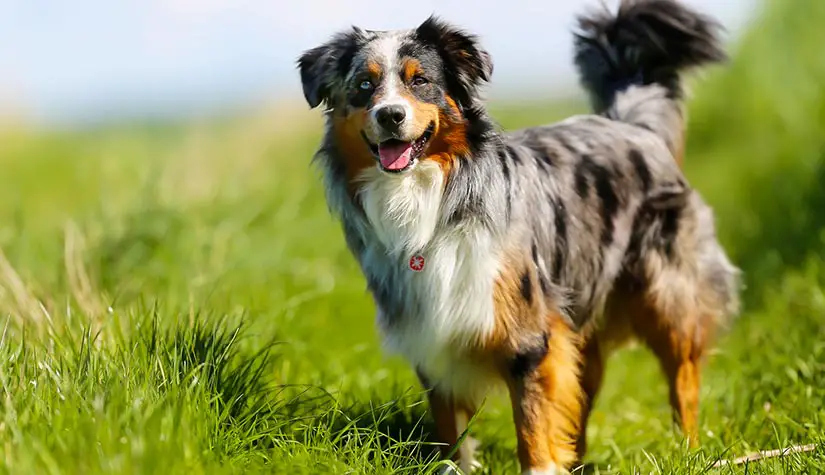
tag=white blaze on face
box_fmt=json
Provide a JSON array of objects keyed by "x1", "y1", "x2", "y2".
[{"x1": 368, "y1": 32, "x2": 415, "y2": 139}]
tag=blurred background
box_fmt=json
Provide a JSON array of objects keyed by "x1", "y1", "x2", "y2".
[
  {"x1": 2, "y1": 0, "x2": 825, "y2": 473},
  {"x1": 2, "y1": 0, "x2": 756, "y2": 127},
  {"x1": 2, "y1": 0, "x2": 820, "y2": 314}
]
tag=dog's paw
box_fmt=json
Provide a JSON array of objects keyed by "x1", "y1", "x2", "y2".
[
  {"x1": 521, "y1": 465, "x2": 569, "y2": 475},
  {"x1": 464, "y1": 458, "x2": 483, "y2": 473},
  {"x1": 437, "y1": 465, "x2": 461, "y2": 475},
  {"x1": 437, "y1": 458, "x2": 483, "y2": 475}
]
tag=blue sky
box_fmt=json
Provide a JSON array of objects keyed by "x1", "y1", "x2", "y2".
[{"x1": 0, "y1": 0, "x2": 758, "y2": 126}]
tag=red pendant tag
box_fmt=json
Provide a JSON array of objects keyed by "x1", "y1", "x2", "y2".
[{"x1": 409, "y1": 255, "x2": 425, "y2": 272}]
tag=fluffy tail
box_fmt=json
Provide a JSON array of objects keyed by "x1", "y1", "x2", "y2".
[{"x1": 573, "y1": 0, "x2": 726, "y2": 164}]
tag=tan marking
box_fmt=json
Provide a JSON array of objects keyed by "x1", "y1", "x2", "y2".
[
  {"x1": 487, "y1": 261, "x2": 533, "y2": 351},
  {"x1": 332, "y1": 110, "x2": 375, "y2": 195},
  {"x1": 401, "y1": 58, "x2": 423, "y2": 83},
  {"x1": 366, "y1": 60, "x2": 382, "y2": 80},
  {"x1": 424, "y1": 95, "x2": 470, "y2": 176},
  {"x1": 405, "y1": 97, "x2": 439, "y2": 140}
]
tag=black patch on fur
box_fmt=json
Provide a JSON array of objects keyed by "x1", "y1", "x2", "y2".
[
  {"x1": 533, "y1": 152, "x2": 548, "y2": 171},
  {"x1": 533, "y1": 150, "x2": 557, "y2": 171},
  {"x1": 511, "y1": 333, "x2": 549, "y2": 378},
  {"x1": 576, "y1": 156, "x2": 619, "y2": 246},
  {"x1": 552, "y1": 199, "x2": 568, "y2": 281},
  {"x1": 341, "y1": 219, "x2": 366, "y2": 256},
  {"x1": 446, "y1": 157, "x2": 483, "y2": 225},
  {"x1": 574, "y1": 155, "x2": 592, "y2": 198},
  {"x1": 594, "y1": 168, "x2": 619, "y2": 247},
  {"x1": 520, "y1": 271, "x2": 533, "y2": 304},
  {"x1": 553, "y1": 131, "x2": 578, "y2": 156},
  {"x1": 506, "y1": 144, "x2": 522, "y2": 164},
  {"x1": 497, "y1": 147, "x2": 512, "y2": 223},
  {"x1": 464, "y1": 105, "x2": 497, "y2": 157},
  {"x1": 538, "y1": 274, "x2": 550, "y2": 299},
  {"x1": 365, "y1": 272, "x2": 398, "y2": 324},
  {"x1": 542, "y1": 149, "x2": 560, "y2": 168},
  {"x1": 416, "y1": 369, "x2": 433, "y2": 390},
  {"x1": 348, "y1": 86, "x2": 374, "y2": 109},
  {"x1": 531, "y1": 242, "x2": 551, "y2": 295},
  {"x1": 397, "y1": 41, "x2": 423, "y2": 61},
  {"x1": 626, "y1": 209, "x2": 646, "y2": 255},
  {"x1": 623, "y1": 203, "x2": 653, "y2": 273},
  {"x1": 521, "y1": 130, "x2": 558, "y2": 169},
  {"x1": 629, "y1": 148, "x2": 652, "y2": 192},
  {"x1": 414, "y1": 16, "x2": 493, "y2": 108},
  {"x1": 648, "y1": 180, "x2": 690, "y2": 210},
  {"x1": 660, "y1": 207, "x2": 681, "y2": 259},
  {"x1": 539, "y1": 273, "x2": 550, "y2": 296},
  {"x1": 498, "y1": 148, "x2": 511, "y2": 177},
  {"x1": 297, "y1": 28, "x2": 364, "y2": 109}
]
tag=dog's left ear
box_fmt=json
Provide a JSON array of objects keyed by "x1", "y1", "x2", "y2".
[
  {"x1": 415, "y1": 16, "x2": 493, "y2": 106},
  {"x1": 297, "y1": 27, "x2": 365, "y2": 109}
]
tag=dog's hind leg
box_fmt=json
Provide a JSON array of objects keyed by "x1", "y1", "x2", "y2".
[
  {"x1": 623, "y1": 209, "x2": 739, "y2": 445},
  {"x1": 632, "y1": 300, "x2": 704, "y2": 445},
  {"x1": 605, "y1": 284, "x2": 705, "y2": 446}
]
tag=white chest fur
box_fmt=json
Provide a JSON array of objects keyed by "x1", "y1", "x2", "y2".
[{"x1": 357, "y1": 162, "x2": 500, "y2": 400}]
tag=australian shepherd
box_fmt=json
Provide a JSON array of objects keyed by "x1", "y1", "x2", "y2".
[{"x1": 297, "y1": 0, "x2": 741, "y2": 473}]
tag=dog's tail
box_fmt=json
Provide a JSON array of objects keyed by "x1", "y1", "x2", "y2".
[{"x1": 573, "y1": 0, "x2": 726, "y2": 165}]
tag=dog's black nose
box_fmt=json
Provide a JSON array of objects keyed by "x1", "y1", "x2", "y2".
[{"x1": 375, "y1": 105, "x2": 406, "y2": 130}]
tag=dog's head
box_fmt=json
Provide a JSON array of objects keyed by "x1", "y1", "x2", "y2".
[{"x1": 298, "y1": 17, "x2": 493, "y2": 174}]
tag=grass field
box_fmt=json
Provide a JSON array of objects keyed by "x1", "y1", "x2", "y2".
[{"x1": 2, "y1": 0, "x2": 825, "y2": 473}]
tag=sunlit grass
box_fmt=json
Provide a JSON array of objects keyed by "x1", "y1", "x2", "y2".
[{"x1": 1, "y1": 0, "x2": 825, "y2": 473}]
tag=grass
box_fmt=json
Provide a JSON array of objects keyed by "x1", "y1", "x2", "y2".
[{"x1": 2, "y1": 0, "x2": 825, "y2": 473}]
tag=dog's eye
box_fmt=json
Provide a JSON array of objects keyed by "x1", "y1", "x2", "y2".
[
  {"x1": 411, "y1": 76, "x2": 429, "y2": 87},
  {"x1": 359, "y1": 80, "x2": 374, "y2": 91}
]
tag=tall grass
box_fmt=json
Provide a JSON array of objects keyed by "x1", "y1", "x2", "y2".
[{"x1": 0, "y1": 0, "x2": 824, "y2": 473}]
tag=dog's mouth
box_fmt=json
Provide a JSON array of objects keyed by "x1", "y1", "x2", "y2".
[{"x1": 362, "y1": 122, "x2": 435, "y2": 173}]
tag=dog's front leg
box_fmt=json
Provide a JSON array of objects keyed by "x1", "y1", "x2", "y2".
[
  {"x1": 419, "y1": 373, "x2": 481, "y2": 474},
  {"x1": 506, "y1": 318, "x2": 583, "y2": 475}
]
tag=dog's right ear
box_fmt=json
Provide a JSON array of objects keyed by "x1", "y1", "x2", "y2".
[{"x1": 297, "y1": 28, "x2": 365, "y2": 109}]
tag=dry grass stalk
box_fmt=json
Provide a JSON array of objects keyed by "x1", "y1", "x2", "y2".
[{"x1": 711, "y1": 443, "x2": 817, "y2": 467}]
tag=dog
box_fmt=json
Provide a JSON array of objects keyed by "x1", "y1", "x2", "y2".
[{"x1": 297, "y1": 0, "x2": 740, "y2": 473}]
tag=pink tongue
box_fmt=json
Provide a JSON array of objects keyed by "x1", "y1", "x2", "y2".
[{"x1": 378, "y1": 142, "x2": 413, "y2": 170}]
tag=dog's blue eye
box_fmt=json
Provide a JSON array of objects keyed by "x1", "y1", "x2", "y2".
[{"x1": 359, "y1": 80, "x2": 373, "y2": 91}]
